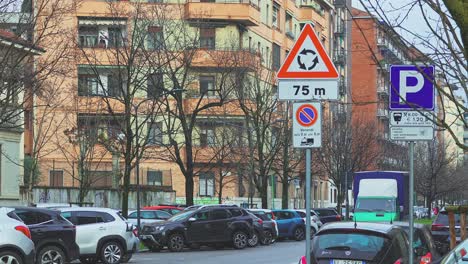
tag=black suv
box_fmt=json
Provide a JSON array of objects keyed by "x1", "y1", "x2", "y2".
[
  {"x1": 9, "y1": 207, "x2": 80, "y2": 264},
  {"x1": 140, "y1": 205, "x2": 254, "y2": 252},
  {"x1": 312, "y1": 208, "x2": 342, "y2": 223}
]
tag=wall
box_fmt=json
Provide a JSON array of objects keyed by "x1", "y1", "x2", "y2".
[
  {"x1": 20, "y1": 187, "x2": 175, "y2": 209},
  {"x1": 0, "y1": 130, "x2": 22, "y2": 205}
]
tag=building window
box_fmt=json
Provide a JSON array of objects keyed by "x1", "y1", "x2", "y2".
[
  {"x1": 89, "y1": 171, "x2": 112, "y2": 187},
  {"x1": 272, "y1": 4, "x2": 280, "y2": 29},
  {"x1": 77, "y1": 115, "x2": 123, "y2": 140},
  {"x1": 272, "y1": 43, "x2": 281, "y2": 70},
  {"x1": 147, "y1": 26, "x2": 164, "y2": 50},
  {"x1": 78, "y1": 69, "x2": 123, "y2": 97},
  {"x1": 147, "y1": 72, "x2": 164, "y2": 98},
  {"x1": 266, "y1": 4, "x2": 269, "y2": 25},
  {"x1": 199, "y1": 172, "x2": 214, "y2": 197},
  {"x1": 148, "y1": 122, "x2": 163, "y2": 145},
  {"x1": 49, "y1": 170, "x2": 63, "y2": 187},
  {"x1": 78, "y1": 26, "x2": 98, "y2": 47},
  {"x1": 78, "y1": 74, "x2": 101, "y2": 96},
  {"x1": 199, "y1": 76, "x2": 215, "y2": 97},
  {"x1": 200, "y1": 28, "x2": 215, "y2": 49},
  {"x1": 147, "y1": 170, "x2": 162, "y2": 186},
  {"x1": 200, "y1": 126, "x2": 215, "y2": 147},
  {"x1": 108, "y1": 27, "x2": 123, "y2": 48},
  {"x1": 285, "y1": 13, "x2": 293, "y2": 35}
]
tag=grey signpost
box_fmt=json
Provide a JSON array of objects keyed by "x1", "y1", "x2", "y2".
[
  {"x1": 389, "y1": 65, "x2": 435, "y2": 264},
  {"x1": 277, "y1": 22, "x2": 339, "y2": 264}
]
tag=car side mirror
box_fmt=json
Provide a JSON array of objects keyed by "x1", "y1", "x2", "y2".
[
  {"x1": 188, "y1": 217, "x2": 196, "y2": 222},
  {"x1": 298, "y1": 256, "x2": 306, "y2": 264}
]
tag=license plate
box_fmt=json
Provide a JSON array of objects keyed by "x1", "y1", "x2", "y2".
[{"x1": 333, "y1": 260, "x2": 364, "y2": 264}]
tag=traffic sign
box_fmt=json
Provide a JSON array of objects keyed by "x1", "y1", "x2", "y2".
[
  {"x1": 277, "y1": 24, "x2": 338, "y2": 79},
  {"x1": 293, "y1": 102, "x2": 322, "y2": 148},
  {"x1": 278, "y1": 79, "x2": 338, "y2": 100},
  {"x1": 390, "y1": 111, "x2": 434, "y2": 127},
  {"x1": 390, "y1": 126, "x2": 434, "y2": 141},
  {"x1": 389, "y1": 65, "x2": 435, "y2": 110}
]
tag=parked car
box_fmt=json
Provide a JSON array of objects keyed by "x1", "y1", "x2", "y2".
[
  {"x1": 248, "y1": 210, "x2": 277, "y2": 245},
  {"x1": 0, "y1": 207, "x2": 35, "y2": 264},
  {"x1": 394, "y1": 222, "x2": 441, "y2": 264},
  {"x1": 311, "y1": 208, "x2": 342, "y2": 223},
  {"x1": 432, "y1": 209, "x2": 468, "y2": 255},
  {"x1": 9, "y1": 207, "x2": 80, "y2": 264},
  {"x1": 295, "y1": 209, "x2": 321, "y2": 234},
  {"x1": 340, "y1": 206, "x2": 354, "y2": 220},
  {"x1": 248, "y1": 209, "x2": 279, "y2": 242},
  {"x1": 271, "y1": 210, "x2": 306, "y2": 241},
  {"x1": 433, "y1": 238, "x2": 468, "y2": 264},
  {"x1": 140, "y1": 205, "x2": 254, "y2": 252},
  {"x1": 143, "y1": 205, "x2": 183, "y2": 215},
  {"x1": 246, "y1": 212, "x2": 265, "y2": 247},
  {"x1": 127, "y1": 210, "x2": 172, "y2": 227},
  {"x1": 299, "y1": 222, "x2": 411, "y2": 264},
  {"x1": 58, "y1": 207, "x2": 139, "y2": 264}
]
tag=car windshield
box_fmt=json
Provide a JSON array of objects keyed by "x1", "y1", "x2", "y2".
[
  {"x1": 167, "y1": 210, "x2": 194, "y2": 222},
  {"x1": 314, "y1": 209, "x2": 337, "y2": 216},
  {"x1": 356, "y1": 198, "x2": 395, "y2": 212},
  {"x1": 434, "y1": 212, "x2": 460, "y2": 226},
  {"x1": 313, "y1": 232, "x2": 389, "y2": 260}
]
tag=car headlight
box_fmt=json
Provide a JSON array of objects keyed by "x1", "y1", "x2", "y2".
[{"x1": 156, "y1": 226, "x2": 165, "y2": 231}]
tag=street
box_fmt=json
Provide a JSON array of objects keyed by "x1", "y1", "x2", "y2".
[{"x1": 130, "y1": 241, "x2": 304, "y2": 264}]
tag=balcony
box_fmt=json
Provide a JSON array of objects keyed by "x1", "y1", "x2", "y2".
[
  {"x1": 376, "y1": 37, "x2": 406, "y2": 63},
  {"x1": 338, "y1": 79, "x2": 346, "y2": 96},
  {"x1": 333, "y1": 0, "x2": 346, "y2": 7},
  {"x1": 377, "y1": 108, "x2": 389, "y2": 119},
  {"x1": 185, "y1": 0, "x2": 261, "y2": 26},
  {"x1": 377, "y1": 85, "x2": 388, "y2": 96},
  {"x1": 334, "y1": 23, "x2": 345, "y2": 36},
  {"x1": 333, "y1": 50, "x2": 346, "y2": 66},
  {"x1": 190, "y1": 48, "x2": 260, "y2": 70}
]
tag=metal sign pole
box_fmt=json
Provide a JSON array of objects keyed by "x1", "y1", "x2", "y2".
[
  {"x1": 305, "y1": 149, "x2": 312, "y2": 264},
  {"x1": 409, "y1": 141, "x2": 415, "y2": 264}
]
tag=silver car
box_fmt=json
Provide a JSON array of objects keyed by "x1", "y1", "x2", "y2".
[
  {"x1": 58, "y1": 207, "x2": 139, "y2": 264},
  {"x1": 127, "y1": 210, "x2": 171, "y2": 227},
  {"x1": 0, "y1": 207, "x2": 35, "y2": 264}
]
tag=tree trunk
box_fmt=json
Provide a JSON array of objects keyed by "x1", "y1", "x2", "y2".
[
  {"x1": 426, "y1": 196, "x2": 433, "y2": 219},
  {"x1": 185, "y1": 175, "x2": 194, "y2": 206},
  {"x1": 218, "y1": 170, "x2": 223, "y2": 204},
  {"x1": 282, "y1": 177, "x2": 289, "y2": 209},
  {"x1": 121, "y1": 164, "x2": 131, "y2": 217}
]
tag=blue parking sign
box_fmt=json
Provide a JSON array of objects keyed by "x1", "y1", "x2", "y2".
[{"x1": 389, "y1": 65, "x2": 435, "y2": 110}]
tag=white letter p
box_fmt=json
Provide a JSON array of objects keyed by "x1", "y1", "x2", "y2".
[{"x1": 399, "y1": 70, "x2": 424, "y2": 104}]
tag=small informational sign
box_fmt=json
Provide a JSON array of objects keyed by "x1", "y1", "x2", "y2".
[
  {"x1": 390, "y1": 111, "x2": 434, "y2": 127},
  {"x1": 390, "y1": 126, "x2": 434, "y2": 141},
  {"x1": 293, "y1": 102, "x2": 322, "y2": 148}
]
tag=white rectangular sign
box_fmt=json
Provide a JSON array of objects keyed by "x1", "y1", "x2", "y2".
[
  {"x1": 293, "y1": 102, "x2": 322, "y2": 148},
  {"x1": 390, "y1": 111, "x2": 434, "y2": 127},
  {"x1": 390, "y1": 126, "x2": 434, "y2": 141},
  {"x1": 278, "y1": 79, "x2": 338, "y2": 100}
]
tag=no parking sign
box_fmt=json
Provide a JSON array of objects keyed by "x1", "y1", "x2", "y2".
[{"x1": 293, "y1": 102, "x2": 322, "y2": 148}]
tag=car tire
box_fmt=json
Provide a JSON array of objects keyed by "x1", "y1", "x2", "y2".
[
  {"x1": 79, "y1": 257, "x2": 97, "y2": 264},
  {"x1": 232, "y1": 231, "x2": 248, "y2": 249},
  {"x1": 247, "y1": 231, "x2": 259, "y2": 247},
  {"x1": 260, "y1": 230, "x2": 273, "y2": 245},
  {"x1": 121, "y1": 253, "x2": 132, "y2": 263},
  {"x1": 293, "y1": 226, "x2": 305, "y2": 241},
  {"x1": 38, "y1": 245, "x2": 65, "y2": 264},
  {"x1": 167, "y1": 233, "x2": 185, "y2": 252},
  {"x1": 100, "y1": 241, "x2": 123, "y2": 264},
  {"x1": 0, "y1": 250, "x2": 23, "y2": 264}
]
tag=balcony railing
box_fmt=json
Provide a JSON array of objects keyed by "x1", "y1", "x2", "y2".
[
  {"x1": 377, "y1": 108, "x2": 389, "y2": 119},
  {"x1": 185, "y1": 0, "x2": 260, "y2": 26},
  {"x1": 190, "y1": 47, "x2": 260, "y2": 69},
  {"x1": 333, "y1": 50, "x2": 346, "y2": 66},
  {"x1": 334, "y1": 24, "x2": 345, "y2": 36}
]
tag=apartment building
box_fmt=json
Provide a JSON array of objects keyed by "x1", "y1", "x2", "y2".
[{"x1": 27, "y1": 0, "x2": 340, "y2": 207}]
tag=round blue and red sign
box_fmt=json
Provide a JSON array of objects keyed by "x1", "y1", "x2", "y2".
[{"x1": 295, "y1": 104, "x2": 318, "y2": 127}]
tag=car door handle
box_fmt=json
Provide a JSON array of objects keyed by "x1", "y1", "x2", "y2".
[{"x1": 99, "y1": 227, "x2": 106, "y2": 231}]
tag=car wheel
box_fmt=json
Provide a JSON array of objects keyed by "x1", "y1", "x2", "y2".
[
  {"x1": 38, "y1": 246, "x2": 65, "y2": 264},
  {"x1": 100, "y1": 241, "x2": 123, "y2": 264},
  {"x1": 260, "y1": 230, "x2": 273, "y2": 245},
  {"x1": 232, "y1": 231, "x2": 248, "y2": 249},
  {"x1": 0, "y1": 251, "x2": 23, "y2": 264},
  {"x1": 79, "y1": 257, "x2": 97, "y2": 264},
  {"x1": 167, "y1": 233, "x2": 185, "y2": 252},
  {"x1": 293, "y1": 227, "x2": 305, "y2": 241},
  {"x1": 247, "y1": 231, "x2": 259, "y2": 247},
  {"x1": 121, "y1": 253, "x2": 132, "y2": 263}
]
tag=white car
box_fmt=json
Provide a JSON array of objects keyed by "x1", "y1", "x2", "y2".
[
  {"x1": 0, "y1": 207, "x2": 35, "y2": 264},
  {"x1": 439, "y1": 238, "x2": 468, "y2": 263},
  {"x1": 127, "y1": 209, "x2": 172, "y2": 227},
  {"x1": 294, "y1": 210, "x2": 321, "y2": 235},
  {"x1": 58, "y1": 207, "x2": 139, "y2": 264}
]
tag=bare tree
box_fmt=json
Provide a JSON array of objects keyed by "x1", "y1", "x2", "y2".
[
  {"x1": 316, "y1": 108, "x2": 382, "y2": 213},
  {"x1": 356, "y1": 0, "x2": 467, "y2": 151}
]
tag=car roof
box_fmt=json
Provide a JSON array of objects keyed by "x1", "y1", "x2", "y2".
[
  {"x1": 56, "y1": 207, "x2": 120, "y2": 213},
  {"x1": 13, "y1": 206, "x2": 60, "y2": 215},
  {"x1": 144, "y1": 205, "x2": 182, "y2": 209},
  {"x1": 392, "y1": 221, "x2": 427, "y2": 229},
  {"x1": 248, "y1": 209, "x2": 272, "y2": 212},
  {"x1": 318, "y1": 222, "x2": 397, "y2": 235}
]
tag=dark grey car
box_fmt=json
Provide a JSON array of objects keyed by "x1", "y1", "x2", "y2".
[
  {"x1": 431, "y1": 210, "x2": 468, "y2": 255},
  {"x1": 394, "y1": 222, "x2": 441, "y2": 264}
]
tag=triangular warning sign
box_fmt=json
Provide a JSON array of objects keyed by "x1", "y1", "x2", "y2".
[{"x1": 277, "y1": 24, "x2": 339, "y2": 79}]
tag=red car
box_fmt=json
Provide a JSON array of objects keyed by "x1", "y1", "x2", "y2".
[{"x1": 142, "y1": 205, "x2": 183, "y2": 215}]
